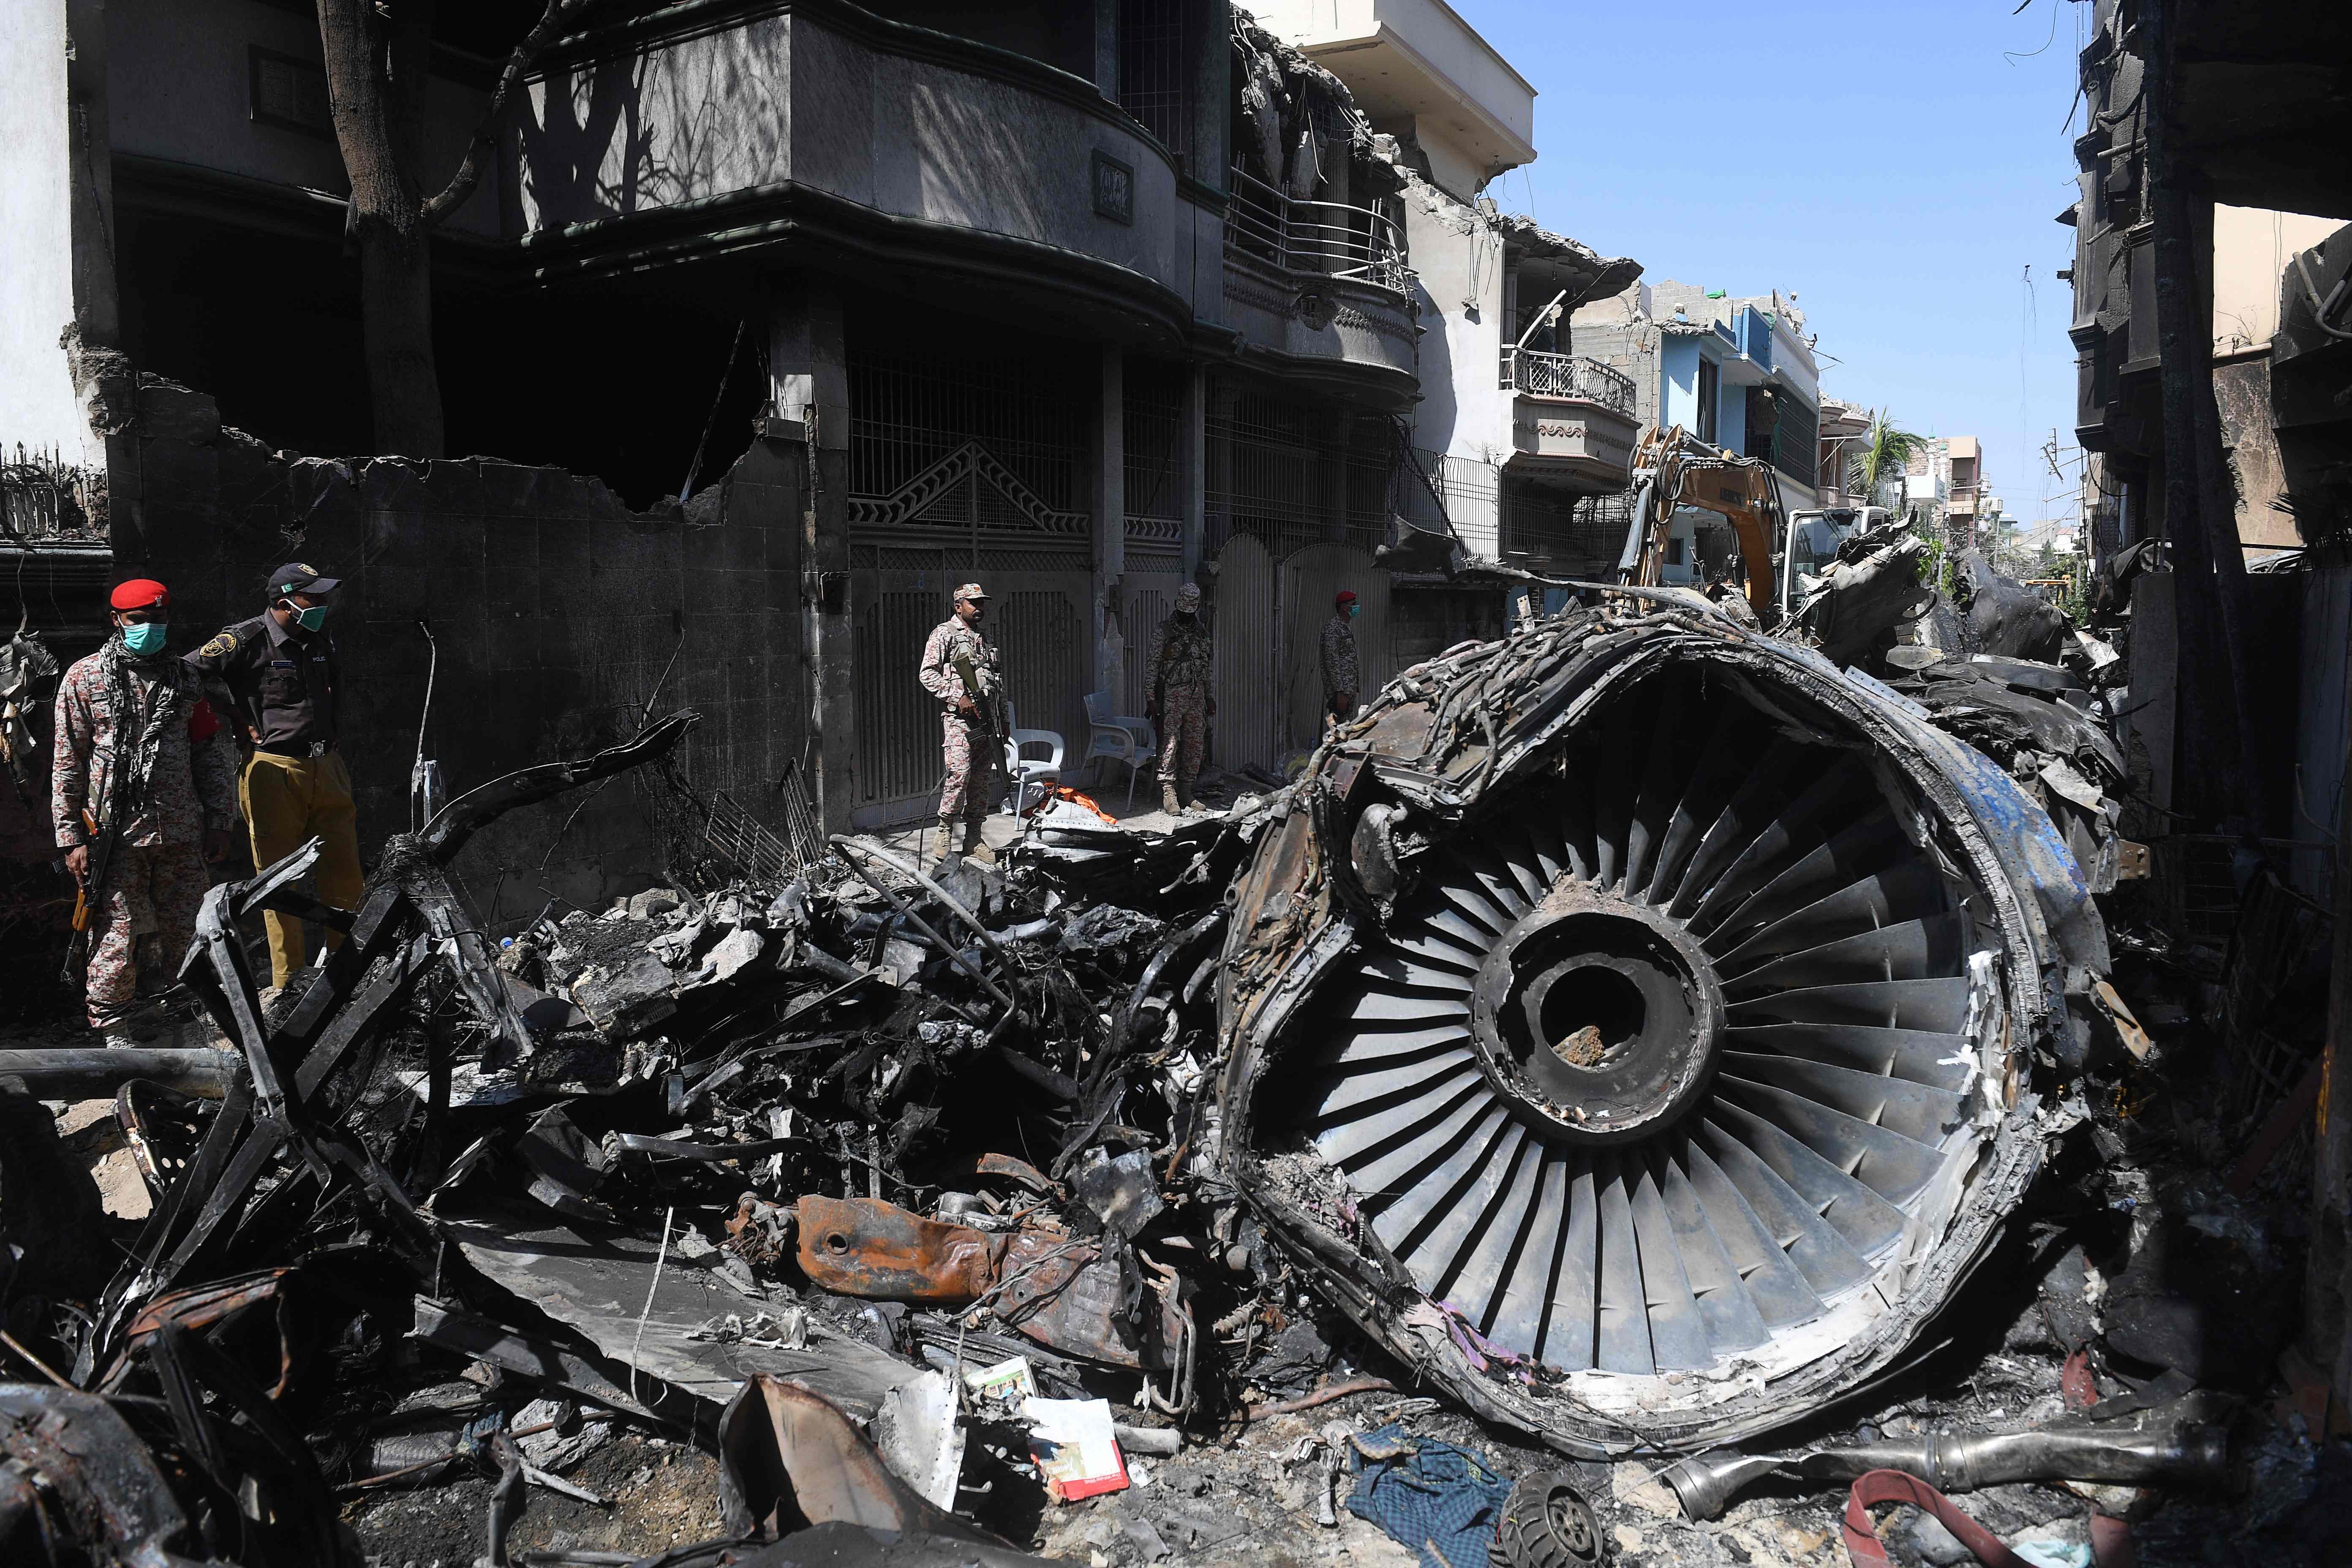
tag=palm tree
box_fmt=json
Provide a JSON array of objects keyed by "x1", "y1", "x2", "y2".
[{"x1": 1846, "y1": 410, "x2": 1927, "y2": 512}]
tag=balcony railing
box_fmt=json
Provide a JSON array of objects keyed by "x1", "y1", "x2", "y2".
[
  {"x1": 1500, "y1": 350, "x2": 1636, "y2": 418},
  {"x1": 1224, "y1": 166, "x2": 1407, "y2": 294}
]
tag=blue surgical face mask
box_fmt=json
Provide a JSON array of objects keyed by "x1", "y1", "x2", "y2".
[
  {"x1": 1347, "y1": 603, "x2": 1360, "y2": 619},
  {"x1": 121, "y1": 621, "x2": 168, "y2": 655},
  {"x1": 284, "y1": 600, "x2": 330, "y2": 632}
]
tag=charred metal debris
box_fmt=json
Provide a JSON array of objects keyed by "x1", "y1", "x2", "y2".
[{"x1": 3, "y1": 592, "x2": 2310, "y2": 1567}]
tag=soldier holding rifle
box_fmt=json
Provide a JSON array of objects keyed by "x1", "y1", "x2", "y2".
[
  {"x1": 917, "y1": 583, "x2": 1007, "y2": 863},
  {"x1": 52, "y1": 579, "x2": 238, "y2": 1042}
]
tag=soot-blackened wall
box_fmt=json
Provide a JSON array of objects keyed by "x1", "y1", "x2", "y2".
[{"x1": 119, "y1": 374, "x2": 807, "y2": 932}]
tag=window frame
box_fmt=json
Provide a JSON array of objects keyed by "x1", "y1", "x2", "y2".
[{"x1": 248, "y1": 45, "x2": 335, "y2": 140}]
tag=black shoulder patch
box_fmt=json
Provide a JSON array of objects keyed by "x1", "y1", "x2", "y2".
[{"x1": 197, "y1": 632, "x2": 238, "y2": 659}]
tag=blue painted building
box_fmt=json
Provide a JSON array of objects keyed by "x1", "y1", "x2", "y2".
[{"x1": 1572, "y1": 280, "x2": 1827, "y2": 584}]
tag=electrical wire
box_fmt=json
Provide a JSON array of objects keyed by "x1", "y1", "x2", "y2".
[
  {"x1": 2020, "y1": 263, "x2": 2036, "y2": 530},
  {"x1": 2004, "y1": 0, "x2": 2061, "y2": 65},
  {"x1": 411, "y1": 620, "x2": 438, "y2": 832}
]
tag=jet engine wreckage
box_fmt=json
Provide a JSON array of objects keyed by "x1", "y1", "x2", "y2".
[
  {"x1": 1213, "y1": 596, "x2": 2111, "y2": 1456},
  {"x1": 0, "y1": 596, "x2": 2155, "y2": 1565}
]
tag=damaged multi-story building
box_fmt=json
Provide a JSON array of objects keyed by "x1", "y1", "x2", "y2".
[
  {"x1": 2054, "y1": 0, "x2": 2352, "y2": 1418},
  {"x1": 1568, "y1": 280, "x2": 1827, "y2": 585},
  {"x1": 1944, "y1": 435, "x2": 1989, "y2": 549},
  {"x1": 2065, "y1": 0, "x2": 2352, "y2": 576},
  {"x1": 1890, "y1": 436, "x2": 1994, "y2": 551},
  {"x1": 1249, "y1": 1, "x2": 1644, "y2": 587},
  {"x1": 2058, "y1": 0, "x2": 2350, "y2": 856},
  {"x1": 1, "y1": 0, "x2": 1642, "y2": 928}
]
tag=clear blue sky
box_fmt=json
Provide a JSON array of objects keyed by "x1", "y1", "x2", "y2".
[{"x1": 1460, "y1": 0, "x2": 2088, "y2": 524}]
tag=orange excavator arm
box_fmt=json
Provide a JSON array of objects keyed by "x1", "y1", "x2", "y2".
[{"x1": 1622, "y1": 426, "x2": 1784, "y2": 621}]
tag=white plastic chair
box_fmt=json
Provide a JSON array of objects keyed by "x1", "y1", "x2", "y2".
[
  {"x1": 1082, "y1": 690, "x2": 1156, "y2": 808},
  {"x1": 1000, "y1": 702, "x2": 1065, "y2": 816}
]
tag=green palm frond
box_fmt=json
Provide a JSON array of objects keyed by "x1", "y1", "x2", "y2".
[{"x1": 1846, "y1": 409, "x2": 1927, "y2": 506}]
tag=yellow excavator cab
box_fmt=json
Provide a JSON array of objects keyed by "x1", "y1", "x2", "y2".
[{"x1": 1619, "y1": 425, "x2": 1787, "y2": 622}]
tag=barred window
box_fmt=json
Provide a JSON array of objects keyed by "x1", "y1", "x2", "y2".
[
  {"x1": 1118, "y1": 0, "x2": 1191, "y2": 162},
  {"x1": 1773, "y1": 395, "x2": 1819, "y2": 488},
  {"x1": 1205, "y1": 376, "x2": 1394, "y2": 559},
  {"x1": 848, "y1": 338, "x2": 1089, "y2": 514},
  {"x1": 1500, "y1": 484, "x2": 1628, "y2": 572}
]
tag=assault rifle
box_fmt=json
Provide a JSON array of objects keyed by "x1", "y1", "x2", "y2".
[
  {"x1": 64, "y1": 758, "x2": 133, "y2": 987},
  {"x1": 950, "y1": 650, "x2": 1004, "y2": 735}
]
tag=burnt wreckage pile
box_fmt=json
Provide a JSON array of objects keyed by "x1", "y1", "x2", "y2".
[{"x1": 0, "y1": 598, "x2": 2242, "y2": 1565}]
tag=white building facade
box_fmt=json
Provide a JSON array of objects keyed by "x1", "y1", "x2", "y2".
[{"x1": 1253, "y1": 0, "x2": 1642, "y2": 571}]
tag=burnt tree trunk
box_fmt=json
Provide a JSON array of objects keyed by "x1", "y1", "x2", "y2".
[{"x1": 317, "y1": 0, "x2": 443, "y2": 458}]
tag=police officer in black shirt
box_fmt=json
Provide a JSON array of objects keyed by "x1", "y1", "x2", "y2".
[{"x1": 185, "y1": 563, "x2": 364, "y2": 991}]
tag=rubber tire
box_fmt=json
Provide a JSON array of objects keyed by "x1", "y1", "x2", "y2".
[{"x1": 1492, "y1": 1469, "x2": 1604, "y2": 1567}]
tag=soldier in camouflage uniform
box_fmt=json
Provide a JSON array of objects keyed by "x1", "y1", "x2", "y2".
[
  {"x1": 1144, "y1": 582, "x2": 1215, "y2": 815},
  {"x1": 1320, "y1": 588, "x2": 1361, "y2": 734},
  {"x1": 53, "y1": 579, "x2": 239, "y2": 1038},
  {"x1": 917, "y1": 583, "x2": 1006, "y2": 861}
]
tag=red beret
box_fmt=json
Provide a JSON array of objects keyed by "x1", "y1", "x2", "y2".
[
  {"x1": 109, "y1": 579, "x2": 170, "y2": 611},
  {"x1": 1335, "y1": 589, "x2": 1358, "y2": 604}
]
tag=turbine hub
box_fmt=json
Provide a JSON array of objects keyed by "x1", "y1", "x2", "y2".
[{"x1": 1469, "y1": 890, "x2": 1724, "y2": 1146}]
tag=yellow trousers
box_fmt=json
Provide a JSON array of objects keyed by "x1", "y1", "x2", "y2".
[{"x1": 240, "y1": 750, "x2": 365, "y2": 987}]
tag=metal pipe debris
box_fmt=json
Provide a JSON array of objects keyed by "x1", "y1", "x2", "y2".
[
  {"x1": 0, "y1": 1047, "x2": 241, "y2": 1099},
  {"x1": 1660, "y1": 1402, "x2": 2232, "y2": 1521}
]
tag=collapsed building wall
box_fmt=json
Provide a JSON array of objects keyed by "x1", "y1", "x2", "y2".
[{"x1": 106, "y1": 373, "x2": 810, "y2": 929}]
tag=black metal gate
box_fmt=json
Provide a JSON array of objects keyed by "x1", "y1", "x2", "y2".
[{"x1": 845, "y1": 342, "x2": 1094, "y2": 827}]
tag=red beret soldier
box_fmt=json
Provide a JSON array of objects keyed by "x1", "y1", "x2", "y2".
[{"x1": 53, "y1": 579, "x2": 238, "y2": 1042}]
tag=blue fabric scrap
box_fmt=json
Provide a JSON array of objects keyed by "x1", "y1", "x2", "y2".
[{"x1": 1343, "y1": 1421, "x2": 1515, "y2": 1568}]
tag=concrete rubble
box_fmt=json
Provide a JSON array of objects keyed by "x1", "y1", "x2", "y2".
[{"x1": 1, "y1": 587, "x2": 2344, "y2": 1568}]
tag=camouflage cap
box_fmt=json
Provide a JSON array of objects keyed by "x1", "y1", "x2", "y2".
[
  {"x1": 1175, "y1": 582, "x2": 1202, "y2": 609},
  {"x1": 953, "y1": 583, "x2": 990, "y2": 602}
]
